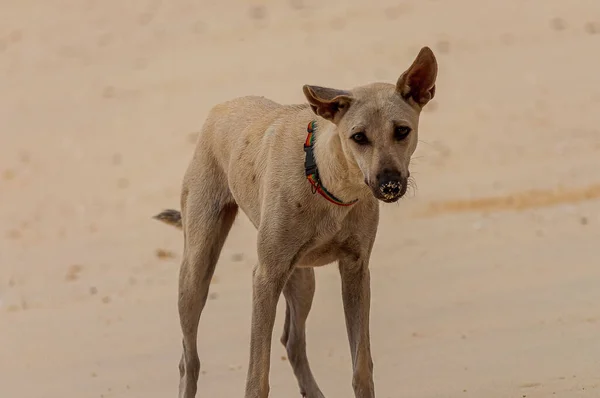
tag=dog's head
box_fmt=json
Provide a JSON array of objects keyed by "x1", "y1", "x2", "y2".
[{"x1": 303, "y1": 47, "x2": 437, "y2": 203}]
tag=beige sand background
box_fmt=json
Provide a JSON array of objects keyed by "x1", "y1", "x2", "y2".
[{"x1": 2, "y1": 1, "x2": 600, "y2": 397}]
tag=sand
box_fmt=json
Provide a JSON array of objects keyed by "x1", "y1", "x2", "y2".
[{"x1": 2, "y1": 0, "x2": 600, "y2": 397}]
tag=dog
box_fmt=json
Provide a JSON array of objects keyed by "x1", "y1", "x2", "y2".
[{"x1": 154, "y1": 46, "x2": 438, "y2": 398}]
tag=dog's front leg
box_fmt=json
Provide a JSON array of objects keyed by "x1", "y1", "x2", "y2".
[
  {"x1": 245, "y1": 258, "x2": 295, "y2": 398},
  {"x1": 339, "y1": 256, "x2": 375, "y2": 398}
]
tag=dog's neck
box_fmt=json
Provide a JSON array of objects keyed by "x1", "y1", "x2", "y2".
[{"x1": 312, "y1": 122, "x2": 370, "y2": 204}]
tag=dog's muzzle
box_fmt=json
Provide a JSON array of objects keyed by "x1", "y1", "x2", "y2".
[
  {"x1": 373, "y1": 169, "x2": 408, "y2": 203},
  {"x1": 379, "y1": 181, "x2": 402, "y2": 200}
]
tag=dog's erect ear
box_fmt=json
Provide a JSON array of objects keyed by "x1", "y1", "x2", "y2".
[
  {"x1": 302, "y1": 85, "x2": 353, "y2": 123},
  {"x1": 396, "y1": 46, "x2": 438, "y2": 107}
]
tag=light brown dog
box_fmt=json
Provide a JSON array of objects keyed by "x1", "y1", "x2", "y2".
[{"x1": 154, "y1": 46, "x2": 438, "y2": 398}]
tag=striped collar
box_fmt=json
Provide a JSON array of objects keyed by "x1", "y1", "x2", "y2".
[{"x1": 303, "y1": 120, "x2": 359, "y2": 207}]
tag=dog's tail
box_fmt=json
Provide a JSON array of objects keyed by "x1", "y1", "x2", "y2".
[{"x1": 153, "y1": 209, "x2": 182, "y2": 230}]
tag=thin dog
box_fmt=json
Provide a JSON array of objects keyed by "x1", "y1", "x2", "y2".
[{"x1": 154, "y1": 46, "x2": 438, "y2": 398}]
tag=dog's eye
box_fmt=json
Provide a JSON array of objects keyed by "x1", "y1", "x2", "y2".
[
  {"x1": 394, "y1": 126, "x2": 412, "y2": 141},
  {"x1": 351, "y1": 132, "x2": 368, "y2": 145}
]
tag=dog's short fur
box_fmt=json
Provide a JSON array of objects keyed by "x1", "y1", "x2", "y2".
[{"x1": 154, "y1": 47, "x2": 438, "y2": 398}]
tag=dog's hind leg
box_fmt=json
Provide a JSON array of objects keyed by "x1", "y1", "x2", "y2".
[
  {"x1": 281, "y1": 268, "x2": 325, "y2": 398},
  {"x1": 177, "y1": 174, "x2": 238, "y2": 398}
]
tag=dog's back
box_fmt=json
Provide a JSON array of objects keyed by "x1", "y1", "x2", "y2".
[
  {"x1": 196, "y1": 96, "x2": 284, "y2": 167},
  {"x1": 181, "y1": 96, "x2": 312, "y2": 225}
]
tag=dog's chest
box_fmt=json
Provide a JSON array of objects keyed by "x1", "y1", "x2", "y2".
[
  {"x1": 296, "y1": 223, "x2": 352, "y2": 268},
  {"x1": 296, "y1": 240, "x2": 345, "y2": 268}
]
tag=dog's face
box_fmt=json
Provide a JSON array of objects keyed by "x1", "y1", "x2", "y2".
[{"x1": 303, "y1": 47, "x2": 437, "y2": 203}]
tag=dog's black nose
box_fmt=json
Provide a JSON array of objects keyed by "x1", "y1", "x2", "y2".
[
  {"x1": 380, "y1": 182, "x2": 401, "y2": 197},
  {"x1": 376, "y1": 169, "x2": 406, "y2": 200}
]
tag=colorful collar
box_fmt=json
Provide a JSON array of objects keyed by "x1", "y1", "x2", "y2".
[{"x1": 303, "y1": 120, "x2": 358, "y2": 207}]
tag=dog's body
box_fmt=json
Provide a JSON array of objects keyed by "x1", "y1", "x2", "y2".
[{"x1": 155, "y1": 47, "x2": 438, "y2": 398}]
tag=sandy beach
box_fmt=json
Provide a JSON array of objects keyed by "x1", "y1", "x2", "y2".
[{"x1": 2, "y1": 1, "x2": 600, "y2": 397}]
